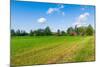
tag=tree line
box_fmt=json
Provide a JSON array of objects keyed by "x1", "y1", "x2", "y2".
[{"x1": 11, "y1": 24, "x2": 94, "y2": 36}]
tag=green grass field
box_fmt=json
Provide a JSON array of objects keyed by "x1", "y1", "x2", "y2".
[{"x1": 11, "y1": 36, "x2": 95, "y2": 66}]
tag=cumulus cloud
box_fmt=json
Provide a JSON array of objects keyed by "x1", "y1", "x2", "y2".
[
  {"x1": 37, "y1": 17, "x2": 47, "y2": 24},
  {"x1": 73, "y1": 12, "x2": 90, "y2": 27},
  {"x1": 78, "y1": 12, "x2": 89, "y2": 23},
  {"x1": 47, "y1": 8, "x2": 57, "y2": 14},
  {"x1": 46, "y1": 5, "x2": 64, "y2": 15}
]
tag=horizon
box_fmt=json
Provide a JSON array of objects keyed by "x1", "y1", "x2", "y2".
[{"x1": 11, "y1": 24, "x2": 94, "y2": 33}]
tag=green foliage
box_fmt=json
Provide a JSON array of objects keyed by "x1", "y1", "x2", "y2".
[
  {"x1": 67, "y1": 24, "x2": 94, "y2": 36},
  {"x1": 77, "y1": 26, "x2": 86, "y2": 36},
  {"x1": 44, "y1": 26, "x2": 52, "y2": 35},
  {"x1": 11, "y1": 29, "x2": 15, "y2": 36},
  {"x1": 86, "y1": 24, "x2": 94, "y2": 36},
  {"x1": 34, "y1": 29, "x2": 45, "y2": 36},
  {"x1": 61, "y1": 31, "x2": 66, "y2": 36},
  {"x1": 29, "y1": 30, "x2": 34, "y2": 36},
  {"x1": 20, "y1": 30, "x2": 28, "y2": 36},
  {"x1": 11, "y1": 24, "x2": 94, "y2": 36},
  {"x1": 12, "y1": 29, "x2": 28, "y2": 36},
  {"x1": 16, "y1": 29, "x2": 21, "y2": 36},
  {"x1": 57, "y1": 29, "x2": 61, "y2": 36},
  {"x1": 67, "y1": 27, "x2": 74, "y2": 35},
  {"x1": 67, "y1": 27, "x2": 74, "y2": 34}
]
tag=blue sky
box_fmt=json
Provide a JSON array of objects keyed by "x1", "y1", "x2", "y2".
[{"x1": 11, "y1": 0, "x2": 95, "y2": 32}]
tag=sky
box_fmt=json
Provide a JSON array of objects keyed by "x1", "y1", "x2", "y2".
[{"x1": 11, "y1": 0, "x2": 95, "y2": 32}]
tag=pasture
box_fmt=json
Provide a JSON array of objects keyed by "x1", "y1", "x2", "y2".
[{"x1": 11, "y1": 36, "x2": 95, "y2": 66}]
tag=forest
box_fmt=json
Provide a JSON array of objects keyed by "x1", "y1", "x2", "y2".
[{"x1": 11, "y1": 24, "x2": 94, "y2": 36}]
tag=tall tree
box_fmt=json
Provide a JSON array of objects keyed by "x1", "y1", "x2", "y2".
[
  {"x1": 16, "y1": 29, "x2": 21, "y2": 36},
  {"x1": 44, "y1": 26, "x2": 52, "y2": 35},
  {"x1": 77, "y1": 26, "x2": 86, "y2": 36},
  {"x1": 30, "y1": 30, "x2": 34, "y2": 36},
  {"x1": 11, "y1": 29, "x2": 15, "y2": 36},
  {"x1": 20, "y1": 30, "x2": 28, "y2": 36},
  {"x1": 67, "y1": 27, "x2": 74, "y2": 35},
  {"x1": 34, "y1": 29, "x2": 45, "y2": 36},
  {"x1": 57, "y1": 29, "x2": 61, "y2": 36},
  {"x1": 86, "y1": 24, "x2": 94, "y2": 36},
  {"x1": 61, "y1": 31, "x2": 66, "y2": 36},
  {"x1": 75, "y1": 25, "x2": 78, "y2": 35}
]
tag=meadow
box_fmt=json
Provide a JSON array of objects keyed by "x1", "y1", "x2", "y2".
[{"x1": 11, "y1": 36, "x2": 95, "y2": 66}]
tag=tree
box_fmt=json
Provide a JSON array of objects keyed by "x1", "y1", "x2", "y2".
[
  {"x1": 61, "y1": 31, "x2": 66, "y2": 36},
  {"x1": 77, "y1": 26, "x2": 86, "y2": 36},
  {"x1": 34, "y1": 30, "x2": 37, "y2": 36},
  {"x1": 75, "y1": 25, "x2": 78, "y2": 35},
  {"x1": 34, "y1": 29, "x2": 45, "y2": 36},
  {"x1": 67, "y1": 27, "x2": 74, "y2": 35},
  {"x1": 11, "y1": 29, "x2": 15, "y2": 36},
  {"x1": 30, "y1": 30, "x2": 34, "y2": 36},
  {"x1": 86, "y1": 24, "x2": 93, "y2": 36},
  {"x1": 57, "y1": 29, "x2": 61, "y2": 36},
  {"x1": 20, "y1": 30, "x2": 28, "y2": 36},
  {"x1": 15, "y1": 30, "x2": 28, "y2": 36},
  {"x1": 44, "y1": 26, "x2": 52, "y2": 35},
  {"x1": 16, "y1": 29, "x2": 21, "y2": 36}
]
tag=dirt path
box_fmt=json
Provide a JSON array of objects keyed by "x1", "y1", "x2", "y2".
[
  {"x1": 47, "y1": 37, "x2": 93, "y2": 64},
  {"x1": 11, "y1": 37, "x2": 94, "y2": 66}
]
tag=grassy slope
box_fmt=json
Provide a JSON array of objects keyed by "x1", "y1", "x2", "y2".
[{"x1": 11, "y1": 36, "x2": 95, "y2": 66}]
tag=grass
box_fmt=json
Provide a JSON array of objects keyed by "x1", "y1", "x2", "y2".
[{"x1": 11, "y1": 36, "x2": 95, "y2": 66}]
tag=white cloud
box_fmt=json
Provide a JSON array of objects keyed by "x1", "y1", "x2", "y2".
[
  {"x1": 47, "y1": 8, "x2": 58, "y2": 14},
  {"x1": 78, "y1": 12, "x2": 89, "y2": 23},
  {"x1": 73, "y1": 12, "x2": 90, "y2": 27},
  {"x1": 37, "y1": 17, "x2": 47, "y2": 24},
  {"x1": 46, "y1": 5, "x2": 64, "y2": 15}
]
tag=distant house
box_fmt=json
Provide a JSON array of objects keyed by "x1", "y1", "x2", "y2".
[{"x1": 70, "y1": 32, "x2": 77, "y2": 36}]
